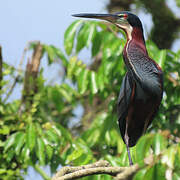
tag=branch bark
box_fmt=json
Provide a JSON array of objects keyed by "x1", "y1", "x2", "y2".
[
  {"x1": 19, "y1": 41, "x2": 43, "y2": 113},
  {"x1": 52, "y1": 160, "x2": 139, "y2": 180}
]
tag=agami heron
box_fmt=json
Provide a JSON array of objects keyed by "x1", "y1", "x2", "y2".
[{"x1": 72, "y1": 12, "x2": 163, "y2": 165}]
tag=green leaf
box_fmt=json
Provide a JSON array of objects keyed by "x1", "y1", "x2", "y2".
[
  {"x1": 26, "y1": 123, "x2": 36, "y2": 151},
  {"x1": 6, "y1": 148, "x2": 15, "y2": 162},
  {"x1": 0, "y1": 169, "x2": 6, "y2": 175},
  {"x1": 156, "y1": 50, "x2": 166, "y2": 69},
  {"x1": 152, "y1": 133, "x2": 167, "y2": 155},
  {"x1": 82, "y1": 128, "x2": 100, "y2": 147},
  {"x1": 46, "y1": 145, "x2": 53, "y2": 161},
  {"x1": 4, "y1": 132, "x2": 18, "y2": 152},
  {"x1": 92, "y1": 32, "x2": 102, "y2": 57},
  {"x1": 0, "y1": 125, "x2": 10, "y2": 135},
  {"x1": 35, "y1": 123, "x2": 44, "y2": 136},
  {"x1": 133, "y1": 169, "x2": 147, "y2": 180},
  {"x1": 66, "y1": 146, "x2": 83, "y2": 163},
  {"x1": 161, "y1": 146, "x2": 177, "y2": 168},
  {"x1": 54, "y1": 124, "x2": 72, "y2": 142},
  {"x1": 97, "y1": 66, "x2": 105, "y2": 91},
  {"x1": 43, "y1": 44, "x2": 68, "y2": 66},
  {"x1": 21, "y1": 144, "x2": 30, "y2": 162},
  {"x1": 36, "y1": 137, "x2": 45, "y2": 165},
  {"x1": 77, "y1": 68, "x2": 89, "y2": 94},
  {"x1": 143, "y1": 163, "x2": 166, "y2": 180},
  {"x1": 14, "y1": 132, "x2": 26, "y2": 155},
  {"x1": 173, "y1": 172, "x2": 180, "y2": 180},
  {"x1": 119, "y1": 147, "x2": 129, "y2": 166},
  {"x1": 67, "y1": 57, "x2": 78, "y2": 78},
  {"x1": 90, "y1": 71, "x2": 98, "y2": 94},
  {"x1": 136, "y1": 134, "x2": 153, "y2": 162},
  {"x1": 50, "y1": 155, "x2": 62, "y2": 173},
  {"x1": 72, "y1": 152, "x2": 92, "y2": 165},
  {"x1": 67, "y1": 139, "x2": 93, "y2": 165},
  {"x1": 64, "y1": 20, "x2": 83, "y2": 55},
  {"x1": 43, "y1": 45, "x2": 56, "y2": 64},
  {"x1": 73, "y1": 60, "x2": 84, "y2": 77},
  {"x1": 76, "y1": 24, "x2": 87, "y2": 53},
  {"x1": 76, "y1": 22, "x2": 96, "y2": 53},
  {"x1": 45, "y1": 129, "x2": 59, "y2": 144},
  {"x1": 86, "y1": 22, "x2": 96, "y2": 47},
  {"x1": 54, "y1": 46, "x2": 68, "y2": 67},
  {"x1": 175, "y1": 0, "x2": 180, "y2": 7},
  {"x1": 59, "y1": 86, "x2": 72, "y2": 102}
]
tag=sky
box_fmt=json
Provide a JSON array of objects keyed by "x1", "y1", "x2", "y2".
[{"x1": 0, "y1": 0, "x2": 179, "y2": 179}]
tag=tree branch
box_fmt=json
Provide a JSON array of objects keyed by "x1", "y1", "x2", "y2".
[
  {"x1": 19, "y1": 41, "x2": 43, "y2": 113},
  {"x1": 2, "y1": 43, "x2": 29, "y2": 103},
  {"x1": 52, "y1": 160, "x2": 139, "y2": 180},
  {"x1": 3, "y1": 76, "x2": 19, "y2": 103}
]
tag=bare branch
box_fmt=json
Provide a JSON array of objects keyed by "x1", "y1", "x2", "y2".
[
  {"x1": 115, "y1": 164, "x2": 139, "y2": 180},
  {"x1": 3, "y1": 43, "x2": 29, "y2": 103},
  {"x1": 19, "y1": 41, "x2": 43, "y2": 113},
  {"x1": 3, "y1": 76, "x2": 19, "y2": 103},
  {"x1": 52, "y1": 160, "x2": 139, "y2": 180}
]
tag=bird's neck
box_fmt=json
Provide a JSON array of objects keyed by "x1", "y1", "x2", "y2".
[{"x1": 126, "y1": 27, "x2": 147, "y2": 55}]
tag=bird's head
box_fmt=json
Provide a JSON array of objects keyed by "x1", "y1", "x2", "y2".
[{"x1": 72, "y1": 11, "x2": 143, "y2": 40}]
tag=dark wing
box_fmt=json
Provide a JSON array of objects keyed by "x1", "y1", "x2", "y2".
[
  {"x1": 120, "y1": 45, "x2": 163, "y2": 147},
  {"x1": 117, "y1": 72, "x2": 133, "y2": 144},
  {"x1": 118, "y1": 74, "x2": 162, "y2": 147},
  {"x1": 127, "y1": 45, "x2": 163, "y2": 97}
]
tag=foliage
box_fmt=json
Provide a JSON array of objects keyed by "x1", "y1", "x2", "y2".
[{"x1": 0, "y1": 19, "x2": 180, "y2": 180}]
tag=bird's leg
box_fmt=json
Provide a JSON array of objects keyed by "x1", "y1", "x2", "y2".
[{"x1": 124, "y1": 125, "x2": 133, "y2": 166}]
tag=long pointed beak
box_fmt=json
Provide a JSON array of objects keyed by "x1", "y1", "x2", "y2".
[{"x1": 72, "y1": 13, "x2": 118, "y2": 23}]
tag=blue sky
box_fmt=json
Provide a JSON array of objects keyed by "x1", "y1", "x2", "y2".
[{"x1": 0, "y1": 0, "x2": 179, "y2": 179}]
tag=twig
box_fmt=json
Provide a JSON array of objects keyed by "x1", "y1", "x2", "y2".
[
  {"x1": 52, "y1": 160, "x2": 139, "y2": 180},
  {"x1": 2, "y1": 42, "x2": 30, "y2": 103},
  {"x1": 3, "y1": 76, "x2": 19, "y2": 103}
]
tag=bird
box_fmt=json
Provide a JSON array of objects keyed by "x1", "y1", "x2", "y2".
[{"x1": 72, "y1": 12, "x2": 163, "y2": 166}]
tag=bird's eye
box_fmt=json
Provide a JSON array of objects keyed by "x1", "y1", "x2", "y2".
[
  {"x1": 123, "y1": 14, "x2": 128, "y2": 19},
  {"x1": 117, "y1": 13, "x2": 128, "y2": 20}
]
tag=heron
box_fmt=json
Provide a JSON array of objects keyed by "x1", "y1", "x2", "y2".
[{"x1": 72, "y1": 12, "x2": 163, "y2": 166}]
